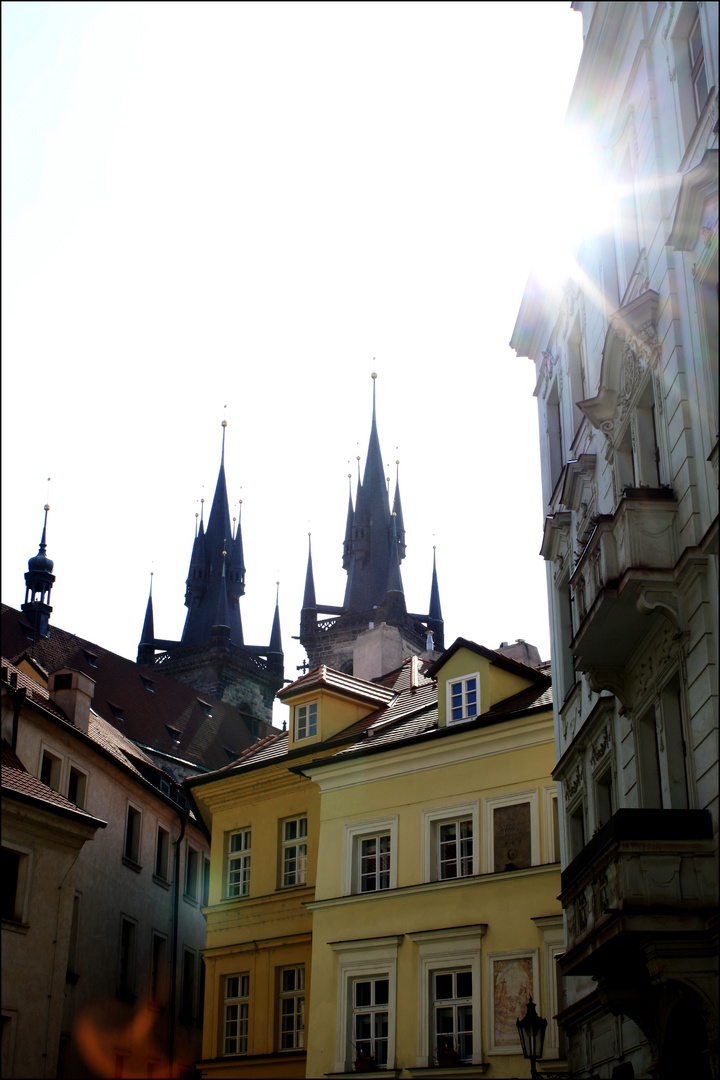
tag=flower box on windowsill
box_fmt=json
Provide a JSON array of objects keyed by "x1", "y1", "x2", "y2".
[
  {"x1": 354, "y1": 1054, "x2": 376, "y2": 1071},
  {"x1": 437, "y1": 1051, "x2": 461, "y2": 1067}
]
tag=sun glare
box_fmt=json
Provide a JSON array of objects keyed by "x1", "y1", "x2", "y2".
[{"x1": 527, "y1": 126, "x2": 617, "y2": 290}]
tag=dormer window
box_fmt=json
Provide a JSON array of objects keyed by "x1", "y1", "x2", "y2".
[
  {"x1": 109, "y1": 704, "x2": 124, "y2": 722},
  {"x1": 447, "y1": 675, "x2": 479, "y2": 724},
  {"x1": 141, "y1": 677, "x2": 154, "y2": 692},
  {"x1": 82, "y1": 650, "x2": 99, "y2": 668},
  {"x1": 294, "y1": 702, "x2": 317, "y2": 741}
]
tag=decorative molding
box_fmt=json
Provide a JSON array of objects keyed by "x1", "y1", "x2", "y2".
[
  {"x1": 590, "y1": 724, "x2": 611, "y2": 766},
  {"x1": 635, "y1": 587, "x2": 688, "y2": 639}
]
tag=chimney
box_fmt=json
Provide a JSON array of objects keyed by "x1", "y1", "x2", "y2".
[
  {"x1": 353, "y1": 623, "x2": 404, "y2": 681},
  {"x1": 495, "y1": 639, "x2": 543, "y2": 668},
  {"x1": 48, "y1": 668, "x2": 95, "y2": 735}
]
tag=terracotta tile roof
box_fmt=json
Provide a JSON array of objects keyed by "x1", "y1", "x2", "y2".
[
  {"x1": 277, "y1": 664, "x2": 395, "y2": 707},
  {"x1": 2, "y1": 740, "x2": 106, "y2": 826},
  {"x1": 2, "y1": 605, "x2": 277, "y2": 771}
]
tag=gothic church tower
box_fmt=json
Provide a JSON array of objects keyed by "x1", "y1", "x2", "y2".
[
  {"x1": 300, "y1": 375, "x2": 443, "y2": 675},
  {"x1": 137, "y1": 423, "x2": 284, "y2": 724}
]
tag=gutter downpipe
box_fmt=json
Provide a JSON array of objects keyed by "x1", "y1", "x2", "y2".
[{"x1": 169, "y1": 805, "x2": 189, "y2": 1077}]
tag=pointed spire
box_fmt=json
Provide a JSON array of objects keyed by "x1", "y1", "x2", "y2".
[
  {"x1": 269, "y1": 582, "x2": 282, "y2": 654},
  {"x1": 387, "y1": 514, "x2": 405, "y2": 597},
  {"x1": 302, "y1": 534, "x2": 317, "y2": 611},
  {"x1": 140, "y1": 573, "x2": 155, "y2": 644},
  {"x1": 429, "y1": 548, "x2": 443, "y2": 622},
  {"x1": 22, "y1": 504, "x2": 56, "y2": 639},
  {"x1": 213, "y1": 541, "x2": 231, "y2": 629},
  {"x1": 392, "y1": 461, "x2": 406, "y2": 562},
  {"x1": 342, "y1": 475, "x2": 354, "y2": 570}
]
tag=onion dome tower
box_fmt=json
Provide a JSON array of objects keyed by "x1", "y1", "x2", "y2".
[
  {"x1": 22, "y1": 505, "x2": 55, "y2": 639},
  {"x1": 300, "y1": 374, "x2": 444, "y2": 675},
  {"x1": 136, "y1": 422, "x2": 284, "y2": 721}
]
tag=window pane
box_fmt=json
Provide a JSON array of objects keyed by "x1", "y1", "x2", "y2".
[
  {"x1": 436, "y1": 1006, "x2": 454, "y2": 1033},
  {"x1": 355, "y1": 981, "x2": 372, "y2": 1007},
  {"x1": 435, "y1": 973, "x2": 453, "y2": 999},
  {"x1": 374, "y1": 979, "x2": 389, "y2": 1005},
  {"x1": 456, "y1": 971, "x2": 472, "y2": 998}
]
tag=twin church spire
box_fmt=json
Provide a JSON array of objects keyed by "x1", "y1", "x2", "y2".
[{"x1": 301, "y1": 375, "x2": 444, "y2": 674}]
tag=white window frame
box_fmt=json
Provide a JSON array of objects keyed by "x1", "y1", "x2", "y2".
[
  {"x1": 330, "y1": 936, "x2": 400, "y2": 1073},
  {"x1": 542, "y1": 785, "x2": 561, "y2": 865},
  {"x1": 281, "y1": 816, "x2": 308, "y2": 888},
  {"x1": 531, "y1": 916, "x2": 565, "y2": 1060},
  {"x1": 482, "y1": 790, "x2": 540, "y2": 875},
  {"x1": 446, "y1": 673, "x2": 480, "y2": 725},
  {"x1": 421, "y1": 803, "x2": 479, "y2": 883},
  {"x1": 227, "y1": 829, "x2": 251, "y2": 898},
  {"x1": 294, "y1": 701, "x2": 318, "y2": 741},
  {"x1": 407, "y1": 926, "x2": 486, "y2": 1068},
  {"x1": 223, "y1": 973, "x2": 250, "y2": 1056},
  {"x1": 278, "y1": 965, "x2": 305, "y2": 1051},
  {"x1": 342, "y1": 817, "x2": 398, "y2": 896},
  {"x1": 486, "y1": 948, "x2": 540, "y2": 1055}
]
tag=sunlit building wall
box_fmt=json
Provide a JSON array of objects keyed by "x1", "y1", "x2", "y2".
[{"x1": 511, "y1": 2, "x2": 718, "y2": 1078}]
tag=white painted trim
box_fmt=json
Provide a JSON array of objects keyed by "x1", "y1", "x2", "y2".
[
  {"x1": 446, "y1": 671, "x2": 481, "y2": 725},
  {"x1": 482, "y1": 789, "x2": 540, "y2": 875},
  {"x1": 342, "y1": 817, "x2": 398, "y2": 897},
  {"x1": 408, "y1": 926, "x2": 487, "y2": 1067},
  {"x1": 486, "y1": 948, "x2": 540, "y2": 1055},
  {"x1": 541, "y1": 784, "x2": 560, "y2": 864},
  {"x1": 420, "y1": 802, "x2": 479, "y2": 882},
  {"x1": 331, "y1": 937, "x2": 399, "y2": 1072}
]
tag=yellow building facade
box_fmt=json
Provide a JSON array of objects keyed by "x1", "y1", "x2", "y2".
[{"x1": 189, "y1": 639, "x2": 565, "y2": 1078}]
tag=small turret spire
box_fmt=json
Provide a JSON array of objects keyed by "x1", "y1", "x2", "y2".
[
  {"x1": 140, "y1": 573, "x2": 155, "y2": 644},
  {"x1": 269, "y1": 581, "x2": 283, "y2": 656},
  {"x1": 302, "y1": 534, "x2": 317, "y2": 611},
  {"x1": 22, "y1": 503, "x2": 56, "y2": 639}
]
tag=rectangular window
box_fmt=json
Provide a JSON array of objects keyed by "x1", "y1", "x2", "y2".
[
  {"x1": 434, "y1": 970, "x2": 473, "y2": 1061},
  {"x1": 185, "y1": 846, "x2": 199, "y2": 901},
  {"x1": 181, "y1": 950, "x2": 195, "y2": 1021},
  {"x1": 359, "y1": 834, "x2": 391, "y2": 893},
  {"x1": 595, "y1": 768, "x2": 613, "y2": 829},
  {"x1": 353, "y1": 978, "x2": 389, "y2": 1068},
  {"x1": 67, "y1": 893, "x2": 81, "y2": 978},
  {"x1": 124, "y1": 806, "x2": 142, "y2": 865},
  {"x1": 118, "y1": 918, "x2": 136, "y2": 997},
  {"x1": 1, "y1": 849, "x2": 21, "y2": 922},
  {"x1": 689, "y1": 9, "x2": 708, "y2": 117},
  {"x1": 150, "y1": 933, "x2": 167, "y2": 1004},
  {"x1": 438, "y1": 819, "x2": 473, "y2": 880},
  {"x1": 279, "y1": 966, "x2": 305, "y2": 1050},
  {"x1": 202, "y1": 856, "x2": 210, "y2": 907},
  {"x1": 568, "y1": 802, "x2": 586, "y2": 861},
  {"x1": 40, "y1": 749, "x2": 62, "y2": 791},
  {"x1": 227, "y1": 830, "x2": 251, "y2": 898},
  {"x1": 294, "y1": 702, "x2": 317, "y2": 740},
  {"x1": 224, "y1": 974, "x2": 249, "y2": 1055},
  {"x1": 282, "y1": 817, "x2": 308, "y2": 887},
  {"x1": 155, "y1": 827, "x2": 169, "y2": 882},
  {"x1": 447, "y1": 675, "x2": 479, "y2": 724},
  {"x1": 493, "y1": 802, "x2": 532, "y2": 872},
  {"x1": 67, "y1": 766, "x2": 87, "y2": 809}
]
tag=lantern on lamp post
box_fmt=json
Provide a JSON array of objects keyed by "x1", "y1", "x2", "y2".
[{"x1": 516, "y1": 997, "x2": 548, "y2": 1080}]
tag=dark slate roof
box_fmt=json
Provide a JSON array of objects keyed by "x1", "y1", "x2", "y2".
[
  {"x1": 1, "y1": 604, "x2": 277, "y2": 772},
  {"x1": 2, "y1": 740, "x2": 106, "y2": 827}
]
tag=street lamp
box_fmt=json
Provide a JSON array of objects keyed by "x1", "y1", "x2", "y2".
[{"x1": 516, "y1": 997, "x2": 548, "y2": 1080}]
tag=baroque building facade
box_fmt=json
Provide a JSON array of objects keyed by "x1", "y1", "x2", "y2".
[{"x1": 511, "y1": 2, "x2": 718, "y2": 1078}]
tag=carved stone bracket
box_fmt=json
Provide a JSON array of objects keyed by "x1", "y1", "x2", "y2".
[
  {"x1": 635, "y1": 587, "x2": 689, "y2": 640},
  {"x1": 585, "y1": 666, "x2": 632, "y2": 712}
]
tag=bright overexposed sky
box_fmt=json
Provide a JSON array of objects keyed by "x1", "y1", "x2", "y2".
[{"x1": 2, "y1": 1, "x2": 583, "y2": 712}]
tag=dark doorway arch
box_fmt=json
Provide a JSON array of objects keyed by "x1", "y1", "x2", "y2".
[{"x1": 660, "y1": 998, "x2": 712, "y2": 1080}]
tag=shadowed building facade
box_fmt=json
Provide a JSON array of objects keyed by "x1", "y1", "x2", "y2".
[{"x1": 300, "y1": 376, "x2": 444, "y2": 676}]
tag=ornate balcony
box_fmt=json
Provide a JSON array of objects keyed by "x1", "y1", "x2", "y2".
[
  {"x1": 558, "y1": 808, "x2": 716, "y2": 978},
  {"x1": 569, "y1": 488, "x2": 680, "y2": 670}
]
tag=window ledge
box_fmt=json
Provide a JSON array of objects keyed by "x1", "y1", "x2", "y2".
[
  {"x1": 152, "y1": 873, "x2": 170, "y2": 890},
  {"x1": 183, "y1": 892, "x2": 199, "y2": 907},
  {"x1": 2, "y1": 919, "x2": 29, "y2": 935},
  {"x1": 122, "y1": 856, "x2": 142, "y2": 874},
  {"x1": 406, "y1": 1067, "x2": 488, "y2": 1078}
]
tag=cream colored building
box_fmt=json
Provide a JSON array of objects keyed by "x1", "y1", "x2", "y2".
[
  {"x1": 511, "y1": 3, "x2": 718, "y2": 1077},
  {"x1": 189, "y1": 628, "x2": 566, "y2": 1078},
  {"x1": 2, "y1": 659, "x2": 209, "y2": 1078}
]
